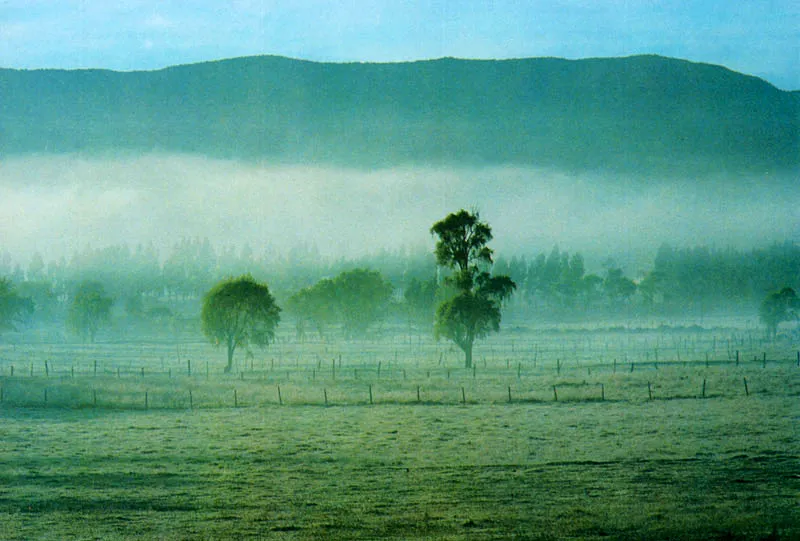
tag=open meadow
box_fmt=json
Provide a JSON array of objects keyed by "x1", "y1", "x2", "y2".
[{"x1": 1, "y1": 323, "x2": 798, "y2": 540}]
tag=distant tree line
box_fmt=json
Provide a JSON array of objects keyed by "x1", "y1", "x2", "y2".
[{"x1": 1, "y1": 239, "x2": 798, "y2": 342}]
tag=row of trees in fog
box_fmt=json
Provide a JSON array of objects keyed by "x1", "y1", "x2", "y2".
[
  {"x1": 0, "y1": 237, "x2": 798, "y2": 350},
  {"x1": 199, "y1": 210, "x2": 516, "y2": 368}
]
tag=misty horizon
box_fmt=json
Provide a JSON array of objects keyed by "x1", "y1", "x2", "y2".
[{"x1": 2, "y1": 153, "x2": 797, "y2": 275}]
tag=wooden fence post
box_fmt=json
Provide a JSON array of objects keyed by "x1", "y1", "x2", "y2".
[
  {"x1": 552, "y1": 386, "x2": 558, "y2": 402},
  {"x1": 743, "y1": 377, "x2": 749, "y2": 397},
  {"x1": 369, "y1": 384, "x2": 373, "y2": 405},
  {"x1": 277, "y1": 385, "x2": 282, "y2": 406}
]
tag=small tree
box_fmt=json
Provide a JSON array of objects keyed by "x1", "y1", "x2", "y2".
[
  {"x1": 0, "y1": 277, "x2": 33, "y2": 336},
  {"x1": 67, "y1": 281, "x2": 113, "y2": 343},
  {"x1": 759, "y1": 287, "x2": 798, "y2": 339},
  {"x1": 201, "y1": 275, "x2": 281, "y2": 373},
  {"x1": 431, "y1": 210, "x2": 516, "y2": 368}
]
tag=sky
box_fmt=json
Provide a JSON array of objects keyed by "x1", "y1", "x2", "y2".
[{"x1": 1, "y1": 0, "x2": 797, "y2": 90}]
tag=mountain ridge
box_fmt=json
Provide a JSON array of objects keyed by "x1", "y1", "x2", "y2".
[{"x1": 1, "y1": 54, "x2": 797, "y2": 177}]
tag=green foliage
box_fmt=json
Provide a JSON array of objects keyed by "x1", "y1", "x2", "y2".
[
  {"x1": 332, "y1": 269, "x2": 394, "y2": 339},
  {"x1": 404, "y1": 277, "x2": 438, "y2": 332},
  {"x1": 759, "y1": 287, "x2": 798, "y2": 338},
  {"x1": 431, "y1": 210, "x2": 516, "y2": 367},
  {"x1": 201, "y1": 275, "x2": 281, "y2": 372},
  {"x1": 603, "y1": 268, "x2": 637, "y2": 303},
  {"x1": 0, "y1": 277, "x2": 33, "y2": 334},
  {"x1": 288, "y1": 269, "x2": 393, "y2": 341},
  {"x1": 16, "y1": 280, "x2": 57, "y2": 320},
  {"x1": 66, "y1": 281, "x2": 113, "y2": 343},
  {"x1": 287, "y1": 278, "x2": 337, "y2": 341}
]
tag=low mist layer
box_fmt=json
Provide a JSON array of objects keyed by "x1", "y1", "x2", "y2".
[{"x1": 1, "y1": 154, "x2": 797, "y2": 268}]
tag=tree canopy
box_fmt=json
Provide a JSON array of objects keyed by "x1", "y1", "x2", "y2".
[
  {"x1": 287, "y1": 269, "x2": 393, "y2": 341},
  {"x1": 287, "y1": 278, "x2": 337, "y2": 341},
  {"x1": 0, "y1": 277, "x2": 33, "y2": 335},
  {"x1": 431, "y1": 210, "x2": 516, "y2": 368},
  {"x1": 66, "y1": 281, "x2": 113, "y2": 343},
  {"x1": 201, "y1": 275, "x2": 281, "y2": 373}
]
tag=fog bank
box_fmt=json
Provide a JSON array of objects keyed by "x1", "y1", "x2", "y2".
[{"x1": 1, "y1": 154, "x2": 797, "y2": 268}]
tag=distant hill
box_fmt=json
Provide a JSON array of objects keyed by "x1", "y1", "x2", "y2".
[{"x1": 1, "y1": 55, "x2": 797, "y2": 177}]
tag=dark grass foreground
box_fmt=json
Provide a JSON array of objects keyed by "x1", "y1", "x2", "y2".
[{"x1": 1, "y1": 397, "x2": 797, "y2": 540}]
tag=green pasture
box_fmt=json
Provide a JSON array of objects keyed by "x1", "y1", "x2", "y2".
[{"x1": 0, "y1": 327, "x2": 798, "y2": 539}]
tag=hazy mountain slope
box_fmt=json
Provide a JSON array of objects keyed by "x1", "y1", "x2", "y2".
[{"x1": 1, "y1": 55, "x2": 797, "y2": 177}]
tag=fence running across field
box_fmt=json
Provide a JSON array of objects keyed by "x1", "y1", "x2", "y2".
[{"x1": 1, "y1": 330, "x2": 798, "y2": 409}]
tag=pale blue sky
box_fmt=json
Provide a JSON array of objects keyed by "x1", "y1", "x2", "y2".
[{"x1": 1, "y1": 0, "x2": 797, "y2": 89}]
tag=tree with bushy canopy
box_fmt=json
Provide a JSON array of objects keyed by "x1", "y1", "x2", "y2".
[
  {"x1": 66, "y1": 281, "x2": 113, "y2": 343},
  {"x1": 0, "y1": 277, "x2": 33, "y2": 336},
  {"x1": 201, "y1": 275, "x2": 281, "y2": 373},
  {"x1": 333, "y1": 268, "x2": 394, "y2": 339},
  {"x1": 287, "y1": 278, "x2": 338, "y2": 341},
  {"x1": 431, "y1": 210, "x2": 516, "y2": 368}
]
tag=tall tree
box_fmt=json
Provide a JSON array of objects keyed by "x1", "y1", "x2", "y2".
[
  {"x1": 759, "y1": 287, "x2": 798, "y2": 339},
  {"x1": 201, "y1": 275, "x2": 281, "y2": 373},
  {"x1": 431, "y1": 210, "x2": 516, "y2": 368},
  {"x1": 66, "y1": 281, "x2": 113, "y2": 343}
]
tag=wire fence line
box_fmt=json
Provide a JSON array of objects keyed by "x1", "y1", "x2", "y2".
[
  {"x1": 1, "y1": 326, "x2": 797, "y2": 410},
  {"x1": 1, "y1": 354, "x2": 797, "y2": 410}
]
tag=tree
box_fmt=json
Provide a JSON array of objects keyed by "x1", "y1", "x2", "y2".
[
  {"x1": 332, "y1": 268, "x2": 393, "y2": 339},
  {"x1": 431, "y1": 210, "x2": 516, "y2": 368},
  {"x1": 603, "y1": 268, "x2": 637, "y2": 304},
  {"x1": 201, "y1": 275, "x2": 281, "y2": 373},
  {"x1": 287, "y1": 278, "x2": 337, "y2": 341},
  {"x1": 0, "y1": 277, "x2": 33, "y2": 336},
  {"x1": 404, "y1": 277, "x2": 438, "y2": 333},
  {"x1": 66, "y1": 281, "x2": 113, "y2": 343},
  {"x1": 759, "y1": 287, "x2": 798, "y2": 339}
]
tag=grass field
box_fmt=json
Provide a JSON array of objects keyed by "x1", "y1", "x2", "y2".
[{"x1": 1, "y1": 325, "x2": 798, "y2": 539}]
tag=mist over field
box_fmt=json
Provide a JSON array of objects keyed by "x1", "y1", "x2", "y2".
[
  {"x1": 1, "y1": 50, "x2": 799, "y2": 540},
  {"x1": 2, "y1": 153, "x2": 797, "y2": 268}
]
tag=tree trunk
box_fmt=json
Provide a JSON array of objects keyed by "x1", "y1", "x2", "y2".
[
  {"x1": 464, "y1": 341, "x2": 473, "y2": 369},
  {"x1": 225, "y1": 339, "x2": 235, "y2": 373}
]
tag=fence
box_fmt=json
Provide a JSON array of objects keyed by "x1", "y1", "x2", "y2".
[{"x1": 1, "y1": 349, "x2": 797, "y2": 410}]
